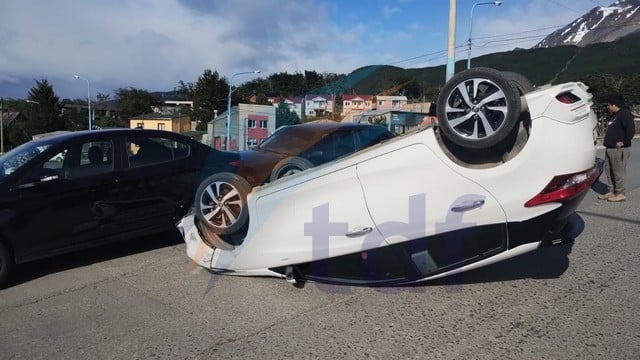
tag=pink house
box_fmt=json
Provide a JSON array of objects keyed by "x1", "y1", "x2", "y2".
[
  {"x1": 341, "y1": 94, "x2": 374, "y2": 115},
  {"x1": 375, "y1": 96, "x2": 408, "y2": 111}
]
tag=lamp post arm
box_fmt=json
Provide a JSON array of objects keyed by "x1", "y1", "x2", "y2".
[{"x1": 467, "y1": 1, "x2": 501, "y2": 70}]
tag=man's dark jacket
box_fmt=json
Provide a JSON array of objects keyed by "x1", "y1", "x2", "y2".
[{"x1": 603, "y1": 108, "x2": 635, "y2": 148}]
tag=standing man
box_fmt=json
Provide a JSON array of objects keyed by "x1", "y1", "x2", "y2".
[{"x1": 598, "y1": 94, "x2": 635, "y2": 202}]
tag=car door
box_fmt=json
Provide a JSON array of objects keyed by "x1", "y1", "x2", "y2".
[
  {"x1": 357, "y1": 143, "x2": 508, "y2": 279},
  {"x1": 8, "y1": 137, "x2": 116, "y2": 261},
  {"x1": 110, "y1": 133, "x2": 199, "y2": 234},
  {"x1": 232, "y1": 164, "x2": 415, "y2": 285}
]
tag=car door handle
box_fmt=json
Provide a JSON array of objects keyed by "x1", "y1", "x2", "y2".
[
  {"x1": 346, "y1": 227, "x2": 373, "y2": 238},
  {"x1": 451, "y1": 199, "x2": 485, "y2": 212}
]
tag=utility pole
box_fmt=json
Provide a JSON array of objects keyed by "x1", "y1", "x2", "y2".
[
  {"x1": 0, "y1": 97, "x2": 4, "y2": 153},
  {"x1": 445, "y1": 0, "x2": 458, "y2": 81}
]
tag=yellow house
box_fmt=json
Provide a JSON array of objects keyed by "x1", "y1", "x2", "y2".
[{"x1": 129, "y1": 114, "x2": 191, "y2": 133}]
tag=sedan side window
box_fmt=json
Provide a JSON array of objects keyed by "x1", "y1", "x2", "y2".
[
  {"x1": 65, "y1": 140, "x2": 114, "y2": 179},
  {"x1": 126, "y1": 136, "x2": 190, "y2": 168},
  {"x1": 357, "y1": 127, "x2": 395, "y2": 148},
  {"x1": 44, "y1": 149, "x2": 67, "y2": 170},
  {"x1": 24, "y1": 140, "x2": 114, "y2": 182},
  {"x1": 305, "y1": 131, "x2": 355, "y2": 162}
]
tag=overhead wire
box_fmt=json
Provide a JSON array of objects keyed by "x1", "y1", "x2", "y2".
[
  {"x1": 374, "y1": 0, "x2": 640, "y2": 69},
  {"x1": 388, "y1": 18, "x2": 639, "y2": 69}
]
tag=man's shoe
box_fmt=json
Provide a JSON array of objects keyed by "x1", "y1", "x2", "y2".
[
  {"x1": 598, "y1": 192, "x2": 614, "y2": 200},
  {"x1": 607, "y1": 193, "x2": 626, "y2": 202}
]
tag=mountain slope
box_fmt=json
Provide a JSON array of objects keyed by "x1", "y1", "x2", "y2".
[{"x1": 534, "y1": 0, "x2": 640, "y2": 48}]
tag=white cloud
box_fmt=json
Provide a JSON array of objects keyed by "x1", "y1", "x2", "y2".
[
  {"x1": 461, "y1": 0, "x2": 597, "y2": 57},
  {"x1": 0, "y1": 0, "x2": 370, "y2": 98},
  {"x1": 0, "y1": 0, "x2": 603, "y2": 99},
  {"x1": 381, "y1": 6, "x2": 402, "y2": 19}
]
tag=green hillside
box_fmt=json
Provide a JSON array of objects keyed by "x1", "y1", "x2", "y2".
[{"x1": 347, "y1": 32, "x2": 640, "y2": 94}]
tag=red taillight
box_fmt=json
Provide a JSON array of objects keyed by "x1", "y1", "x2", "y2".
[
  {"x1": 525, "y1": 165, "x2": 600, "y2": 207},
  {"x1": 556, "y1": 91, "x2": 581, "y2": 104}
]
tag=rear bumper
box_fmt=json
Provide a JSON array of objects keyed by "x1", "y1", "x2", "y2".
[{"x1": 508, "y1": 180, "x2": 589, "y2": 250}]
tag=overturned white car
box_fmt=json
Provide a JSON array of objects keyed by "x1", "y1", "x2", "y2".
[{"x1": 179, "y1": 68, "x2": 600, "y2": 286}]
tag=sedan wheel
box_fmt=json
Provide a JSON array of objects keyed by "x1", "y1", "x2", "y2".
[
  {"x1": 437, "y1": 67, "x2": 521, "y2": 149},
  {"x1": 195, "y1": 173, "x2": 251, "y2": 236},
  {"x1": 270, "y1": 156, "x2": 314, "y2": 182},
  {"x1": 502, "y1": 71, "x2": 535, "y2": 95}
]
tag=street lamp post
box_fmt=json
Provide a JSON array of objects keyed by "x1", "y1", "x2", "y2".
[
  {"x1": 73, "y1": 74, "x2": 92, "y2": 130},
  {"x1": 467, "y1": 1, "x2": 502, "y2": 70},
  {"x1": 0, "y1": 97, "x2": 4, "y2": 153},
  {"x1": 25, "y1": 100, "x2": 40, "y2": 135},
  {"x1": 226, "y1": 70, "x2": 260, "y2": 151}
]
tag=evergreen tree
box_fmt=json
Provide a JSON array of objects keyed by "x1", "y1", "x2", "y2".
[
  {"x1": 26, "y1": 78, "x2": 63, "y2": 135},
  {"x1": 192, "y1": 69, "x2": 228, "y2": 131},
  {"x1": 115, "y1": 87, "x2": 155, "y2": 121},
  {"x1": 275, "y1": 101, "x2": 300, "y2": 128}
]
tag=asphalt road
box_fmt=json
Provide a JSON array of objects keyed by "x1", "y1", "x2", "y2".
[{"x1": 1, "y1": 141, "x2": 639, "y2": 359}]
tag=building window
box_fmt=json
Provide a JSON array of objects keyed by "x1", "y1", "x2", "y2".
[
  {"x1": 260, "y1": 120, "x2": 268, "y2": 128},
  {"x1": 247, "y1": 119, "x2": 256, "y2": 128},
  {"x1": 247, "y1": 138, "x2": 258, "y2": 149},
  {"x1": 157, "y1": 123, "x2": 165, "y2": 130},
  {"x1": 136, "y1": 123, "x2": 144, "y2": 129}
]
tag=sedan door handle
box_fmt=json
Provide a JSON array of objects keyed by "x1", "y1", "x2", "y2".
[
  {"x1": 451, "y1": 199, "x2": 485, "y2": 212},
  {"x1": 346, "y1": 226, "x2": 373, "y2": 238}
]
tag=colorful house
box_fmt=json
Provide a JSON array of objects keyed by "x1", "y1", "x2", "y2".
[
  {"x1": 341, "y1": 94, "x2": 374, "y2": 115},
  {"x1": 208, "y1": 103, "x2": 276, "y2": 151},
  {"x1": 304, "y1": 94, "x2": 335, "y2": 117}
]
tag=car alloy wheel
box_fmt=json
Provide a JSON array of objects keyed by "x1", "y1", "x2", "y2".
[
  {"x1": 195, "y1": 173, "x2": 251, "y2": 236},
  {"x1": 270, "y1": 156, "x2": 314, "y2": 182},
  {"x1": 437, "y1": 67, "x2": 521, "y2": 150}
]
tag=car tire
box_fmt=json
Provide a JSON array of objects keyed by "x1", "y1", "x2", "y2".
[
  {"x1": 437, "y1": 67, "x2": 521, "y2": 150},
  {"x1": 195, "y1": 172, "x2": 251, "y2": 236},
  {"x1": 502, "y1": 71, "x2": 535, "y2": 95},
  {"x1": 0, "y1": 242, "x2": 13, "y2": 289},
  {"x1": 269, "y1": 156, "x2": 314, "y2": 182}
]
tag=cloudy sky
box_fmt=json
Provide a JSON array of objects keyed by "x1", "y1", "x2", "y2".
[{"x1": 0, "y1": 0, "x2": 609, "y2": 100}]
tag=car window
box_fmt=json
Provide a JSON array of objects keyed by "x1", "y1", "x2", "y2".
[
  {"x1": 126, "y1": 136, "x2": 189, "y2": 168},
  {"x1": 356, "y1": 126, "x2": 395, "y2": 148},
  {"x1": 64, "y1": 140, "x2": 114, "y2": 179},
  {"x1": 21, "y1": 139, "x2": 114, "y2": 182},
  {"x1": 302, "y1": 130, "x2": 355, "y2": 162},
  {"x1": 43, "y1": 149, "x2": 67, "y2": 170},
  {"x1": 0, "y1": 139, "x2": 56, "y2": 179},
  {"x1": 258, "y1": 127, "x2": 311, "y2": 155}
]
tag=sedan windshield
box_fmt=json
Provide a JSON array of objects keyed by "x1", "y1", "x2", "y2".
[
  {"x1": 258, "y1": 127, "x2": 320, "y2": 155},
  {"x1": 0, "y1": 139, "x2": 57, "y2": 180}
]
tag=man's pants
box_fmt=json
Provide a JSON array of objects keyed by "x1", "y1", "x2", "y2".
[{"x1": 604, "y1": 147, "x2": 631, "y2": 194}]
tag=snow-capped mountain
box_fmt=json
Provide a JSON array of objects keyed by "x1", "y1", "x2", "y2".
[{"x1": 533, "y1": 0, "x2": 640, "y2": 48}]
